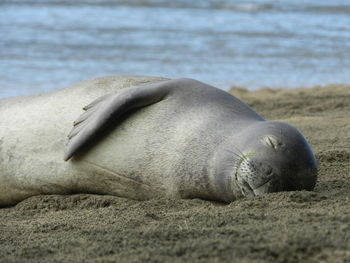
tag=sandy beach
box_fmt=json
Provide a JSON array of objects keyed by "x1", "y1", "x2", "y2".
[{"x1": 0, "y1": 85, "x2": 349, "y2": 263}]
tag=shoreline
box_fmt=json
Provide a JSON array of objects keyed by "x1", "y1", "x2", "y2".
[{"x1": 2, "y1": 81, "x2": 350, "y2": 99}]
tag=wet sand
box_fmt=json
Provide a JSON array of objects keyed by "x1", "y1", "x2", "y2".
[{"x1": 0, "y1": 85, "x2": 349, "y2": 263}]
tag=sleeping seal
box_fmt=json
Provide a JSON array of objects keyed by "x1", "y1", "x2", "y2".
[{"x1": 0, "y1": 76, "x2": 317, "y2": 206}]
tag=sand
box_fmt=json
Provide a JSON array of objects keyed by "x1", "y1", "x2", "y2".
[{"x1": 0, "y1": 85, "x2": 349, "y2": 263}]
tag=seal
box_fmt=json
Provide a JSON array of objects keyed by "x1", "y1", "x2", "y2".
[{"x1": 0, "y1": 76, "x2": 317, "y2": 206}]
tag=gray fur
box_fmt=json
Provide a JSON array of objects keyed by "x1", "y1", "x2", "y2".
[{"x1": 0, "y1": 76, "x2": 317, "y2": 206}]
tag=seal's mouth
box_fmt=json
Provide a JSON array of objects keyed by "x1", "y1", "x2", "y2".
[
  {"x1": 237, "y1": 177, "x2": 255, "y2": 196},
  {"x1": 235, "y1": 157, "x2": 276, "y2": 197},
  {"x1": 237, "y1": 177, "x2": 273, "y2": 197}
]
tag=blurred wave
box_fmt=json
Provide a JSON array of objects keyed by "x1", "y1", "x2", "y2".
[
  {"x1": 1, "y1": 0, "x2": 350, "y2": 97},
  {"x1": 3, "y1": 0, "x2": 350, "y2": 14}
]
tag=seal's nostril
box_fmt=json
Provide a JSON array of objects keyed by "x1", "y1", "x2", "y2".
[
  {"x1": 255, "y1": 162, "x2": 273, "y2": 177},
  {"x1": 265, "y1": 165, "x2": 273, "y2": 176}
]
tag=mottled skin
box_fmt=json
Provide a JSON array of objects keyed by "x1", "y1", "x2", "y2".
[{"x1": 0, "y1": 76, "x2": 317, "y2": 206}]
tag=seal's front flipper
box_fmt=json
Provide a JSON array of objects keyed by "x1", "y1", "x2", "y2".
[{"x1": 64, "y1": 80, "x2": 172, "y2": 161}]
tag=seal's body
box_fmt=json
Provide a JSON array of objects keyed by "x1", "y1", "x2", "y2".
[{"x1": 0, "y1": 76, "x2": 317, "y2": 206}]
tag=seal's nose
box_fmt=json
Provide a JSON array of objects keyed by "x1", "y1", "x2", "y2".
[
  {"x1": 251, "y1": 162, "x2": 283, "y2": 195},
  {"x1": 237, "y1": 160, "x2": 281, "y2": 196},
  {"x1": 245, "y1": 161, "x2": 275, "y2": 188}
]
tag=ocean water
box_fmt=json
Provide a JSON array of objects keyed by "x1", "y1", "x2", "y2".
[{"x1": 1, "y1": 0, "x2": 350, "y2": 97}]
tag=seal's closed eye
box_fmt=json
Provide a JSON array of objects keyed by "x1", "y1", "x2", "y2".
[{"x1": 263, "y1": 135, "x2": 283, "y2": 150}]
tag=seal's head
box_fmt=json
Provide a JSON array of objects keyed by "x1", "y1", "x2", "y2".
[
  {"x1": 234, "y1": 121, "x2": 317, "y2": 197},
  {"x1": 215, "y1": 121, "x2": 317, "y2": 202}
]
